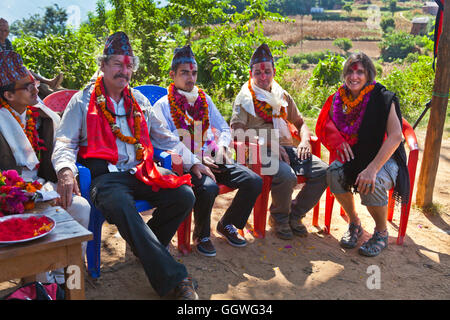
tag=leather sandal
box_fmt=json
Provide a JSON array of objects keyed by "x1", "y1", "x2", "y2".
[{"x1": 358, "y1": 230, "x2": 388, "y2": 257}]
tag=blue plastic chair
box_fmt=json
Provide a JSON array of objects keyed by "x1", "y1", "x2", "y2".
[
  {"x1": 82, "y1": 85, "x2": 171, "y2": 278},
  {"x1": 134, "y1": 85, "x2": 168, "y2": 105},
  {"x1": 79, "y1": 150, "x2": 172, "y2": 278}
]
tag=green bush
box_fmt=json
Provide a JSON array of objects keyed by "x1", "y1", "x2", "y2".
[
  {"x1": 381, "y1": 55, "x2": 434, "y2": 122},
  {"x1": 13, "y1": 29, "x2": 100, "y2": 89},
  {"x1": 333, "y1": 38, "x2": 353, "y2": 54},
  {"x1": 380, "y1": 17, "x2": 395, "y2": 34},
  {"x1": 309, "y1": 54, "x2": 345, "y2": 88},
  {"x1": 379, "y1": 31, "x2": 417, "y2": 62}
]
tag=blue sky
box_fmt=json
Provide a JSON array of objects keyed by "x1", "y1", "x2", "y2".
[{"x1": 0, "y1": 0, "x2": 168, "y2": 27}]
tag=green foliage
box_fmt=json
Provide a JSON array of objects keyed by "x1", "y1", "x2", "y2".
[
  {"x1": 155, "y1": 0, "x2": 288, "y2": 100},
  {"x1": 228, "y1": 0, "x2": 315, "y2": 15},
  {"x1": 381, "y1": 55, "x2": 434, "y2": 122},
  {"x1": 379, "y1": 31, "x2": 417, "y2": 62},
  {"x1": 380, "y1": 17, "x2": 395, "y2": 34},
  {"x1": 310, "y1": 54, "x2": 345, "y2": 88},
  {"x1": 389, "y1": 0, "x2": 397, "y2": 16},
  {"x1": 12, "y1": 30, "x2": 100, "y2": 89},
  {"x1": 318, "y1": 0, "x2": 344, "y2": 10},
  {"x1": 343, "y1": 3, "x2": 353, "y2": 15},
  {"x1": 267, "y1": 0, "x2": 315, "y2": 15},
  {"x1": 10, "y1": 4, "x2": 68, "y2": 39},
  {"x1": 333, "y1": 38, "x2": 353, "y2": 53},
  {"x1": 291, "y1": 50, "x2": 337, "y2": 64},
  {"x1": 166, "y1": 0, "x2": 230, "y2": 42},
  {"x1": 294, "y1": 83, "x2": 338, "y2": 117},
  {"x1": 311, "y1": 13, "x2": 364, "y2": 21}
]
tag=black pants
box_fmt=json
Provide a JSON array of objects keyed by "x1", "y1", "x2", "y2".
[
  {"x1": 90, "y1": 170, "x2": 195, "y2": 297},
  {"x1": 190, "y1": 163, "x2": 263, "y2": 240}
]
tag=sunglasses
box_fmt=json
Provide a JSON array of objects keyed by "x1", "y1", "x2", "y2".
[{"x1": 14, "y1": 80, "x2": 40, "y2": 92}]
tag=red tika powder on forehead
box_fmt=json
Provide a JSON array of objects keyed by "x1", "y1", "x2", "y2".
[{"x1": 123, "y1": 55, "x2": 131, "y2": 65}]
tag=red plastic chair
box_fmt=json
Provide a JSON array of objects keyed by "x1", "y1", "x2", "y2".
[
  {"x1": 321, "y1": 118, "x2": 419, "y2": 245},
  {"x1": 250, "y1": 136, "x2": 323, "y2": 238},
  {"x1": 42, "y1": 90, "x2": 78, "y2": 113}
]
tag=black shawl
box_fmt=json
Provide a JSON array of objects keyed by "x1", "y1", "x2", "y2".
[{"x1": 341, "y1": 83, "x2": 410, "y2": 204}]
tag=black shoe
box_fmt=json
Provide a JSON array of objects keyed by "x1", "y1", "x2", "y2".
[
  {"x1": 340, "y1": 222, "x2": 363, "y2": 249},
  {"x1": 269, "y1": 216, "x2": 294, "y2": 240},
  {"x1": 216, "y1": 221, "x2": 247, "y2": 247},
  {"x1": 174, "y1": 277, "x2": 199, "y2": 300},
  {"x1": 196, "y1": 237, "x2": 216, "y2": 257}
]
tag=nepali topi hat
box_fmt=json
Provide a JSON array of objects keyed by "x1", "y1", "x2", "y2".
[
  {"x1": 171, "y1": 45, "x2": 197, "y2": 70},
  {"x1": 103, "y1": 31, "x2": 134, "y2": 56},
  {"x1": 0, "y1": 51, "x2": 29, "y2": 87},
  {"x1": 249, "y1": 43, "x2": 274, "y2": 68}
]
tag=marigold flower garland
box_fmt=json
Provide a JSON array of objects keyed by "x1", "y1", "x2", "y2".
[
  {"x1": 168, "y1": 83, "x2": 209, "y2": 151},
  {"x1": 94, "y1": 77, "x2": 144, "y2": 160},
  {"x1": 0, "y1": 97, "x2": 46, "y2": 159},
  {"x1": 248, "y1": 79, "x2": 287, "y2": 123},
  {"x1": 333, "y1": 82, "x2": 376, "y2": 146}
]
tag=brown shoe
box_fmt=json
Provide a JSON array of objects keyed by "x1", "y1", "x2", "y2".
[
  {"x1": 174, "y1": 277, "x2": 199, "y2": 300},
  {"x1": 290, "y1": 219, "x2": 308, "y2": 237},
  {"x1": 269, "y1": 216, "x2": 293, "y2": 240}
]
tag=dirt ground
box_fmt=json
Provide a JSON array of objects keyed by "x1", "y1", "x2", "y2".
[{"x1": 1, "y1": 127, "x2": 449, "y2": 300}]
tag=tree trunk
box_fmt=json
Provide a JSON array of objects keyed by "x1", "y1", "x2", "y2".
[{"x1": 416, "y1": 3, "x2": 450, "y2": 207}]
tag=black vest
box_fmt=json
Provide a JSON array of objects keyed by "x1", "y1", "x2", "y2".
[{"x1": 0, "y1": 110, "x2": 57, "y2": 183}]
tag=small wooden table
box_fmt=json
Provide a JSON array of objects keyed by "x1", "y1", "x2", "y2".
[{"x1": 0, "y1": 205, "x2": 92, "y2": 300}]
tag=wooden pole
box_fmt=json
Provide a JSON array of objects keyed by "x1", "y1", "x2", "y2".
[{"x1": 416, "y1": 2, "x2": 450, "y2": 207}]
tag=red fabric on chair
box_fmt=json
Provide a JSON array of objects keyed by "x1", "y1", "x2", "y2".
[{"x1": 42, "y1": 90, "x2": 78, "y2": 113}]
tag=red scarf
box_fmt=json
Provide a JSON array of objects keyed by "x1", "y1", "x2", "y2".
[
  {"x1": 78, "y1": 77, "x2": 192, "y2": 191},
  {"x1": 315, "y1": 93, "x2": 346, "y2": 163}
]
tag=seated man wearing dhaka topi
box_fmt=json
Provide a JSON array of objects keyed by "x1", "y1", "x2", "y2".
[{"x1": 52, "y1": 32, "x2": 199, "y2": 299}]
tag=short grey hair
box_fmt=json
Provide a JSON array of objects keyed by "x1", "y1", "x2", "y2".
[
  {"x1": 342, "y1": 52, "x2": 376, "y2": 84},
  {"x1": 96, "y1": 54, "x2": 140, "y2": 72}
]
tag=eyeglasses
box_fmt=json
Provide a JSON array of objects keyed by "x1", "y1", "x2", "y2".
[{"x1": 14, "y1": 80, "x2": 40, "y2": 92}]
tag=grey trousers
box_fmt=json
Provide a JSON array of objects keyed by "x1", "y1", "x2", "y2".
[{"x1": 264, "y1": 153, "x2": 328, "y2": 224}]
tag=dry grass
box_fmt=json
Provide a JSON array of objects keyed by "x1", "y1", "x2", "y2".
[{"x1": 263, "y1": 15, "x2": 382, "y2": 46}]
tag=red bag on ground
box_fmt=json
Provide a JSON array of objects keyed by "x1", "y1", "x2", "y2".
[{"x1": 2, "y1": 282, "x2": 65, "y2": 300}]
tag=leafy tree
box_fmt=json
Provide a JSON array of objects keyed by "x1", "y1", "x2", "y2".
[
  {"x1": 389, "y1": 0, "x2": 397, "y2": 16},
  {"x1": 381, "y1": 55, "x2": 434, "y2": 122},
  {"x1": 318, "y1": 0, "x2": 344, "y2": 10},
  {"x1": 343, "y1": 3, "x2": 352, "y2": 16},
  {"x1": 310, "y1": 54, "x2": 345, "y2": 88},
  {"x1": 380, "y1": 17, "x2": 395, "y2": 34},
  {"x1": 174, "y1": 0, "x2": 288, "y2": 99},
  {"x1": 228, "y1": 0, "x2": 315, "y2": 16},
  {"x1": 10, "y1": 4, "x2": 67, "y2": 39},
  {"x1": 379, "y1": 31, "x2": 417, "y2": 62},
  {"x1": 12, "y1": 29, "x2": 99, "y2": 89},
  {"x1": 166, "y1": 0, "x2": 229, "y2": 42}
]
